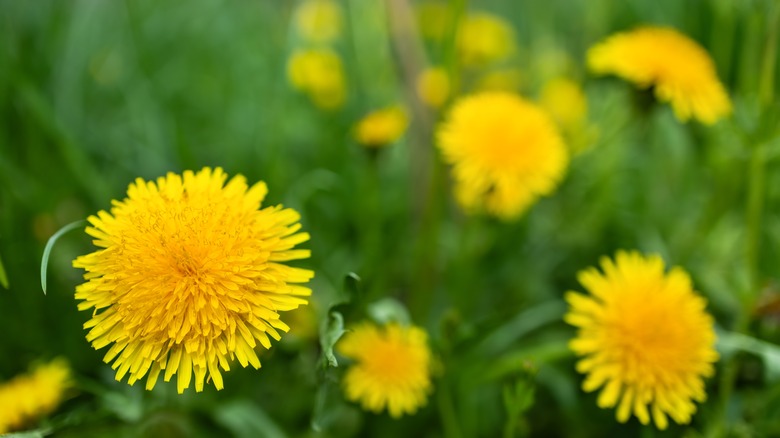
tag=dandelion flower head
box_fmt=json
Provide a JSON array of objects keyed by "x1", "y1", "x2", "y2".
[
  {"x1": 0, "y1": 358, "x2": 72, "y2": 434},
  {"x1": 587, "y1": 26, "x2": 731, "y2": 124},
  {"x1": 287, "y1": 48, "x2": 347, "y2": 110},
  {"x1": 539, "y1": 77, "x2": 587, "y2": 132},
  {"x1": 338, "y1": 322, "x2": 433, "y2": 418},
  {"x1": 354, "y1": 105, "x2": 409, "y2": 148},
  {"x1": 73, "y1": 167, "x2": 314, "y2": 393},
  {"x1": 437, "y1": 92, "x2": 568, "y2": 220},
  {"x1": 565, "y1": 251, "x2": 718, "y2": 429},
  {"x1": 416, "y1": 67, "x2": 450, "y2": 109},
  {"x1": 457, "y1": 12, "x2": 516, "y2": 67},
  {"x1": 292, "y1": 0, "x2": 343, "y2": 44}
]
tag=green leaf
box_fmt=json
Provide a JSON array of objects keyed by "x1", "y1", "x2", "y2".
[
  {"x1": 717, "y1": 329, "x2": 780, "y2": 382},
  {"x1": 310, "y1": 368, "x2": 341, "y2": 433},
  {"x1": 502, "y1": 364, "x2": 537, "y2": 416},
  {"x1": 474, "y1": 300, "x2": 567, "y2": 357},
  {"x1": 0, "y1": 251, "x2": 8, "y2": 289},
  {"x1": 1, "y1": 429, "x2": 51, "y2": 438},
  {"x1": 212, "y1": 400, "x2": 287, "y2": 438},
  {"x1": 319, "y1": 310, "x2": 346, "y2": 368},
  {"x1": 40, "y1": 220, "x2": 85, "y2": 295},
  {"x1": 367, "y1": 297, "x2": 410, "y2": 326},
  {"x1": 343, "y1": 272, "x2": 362, "y2": 303}
]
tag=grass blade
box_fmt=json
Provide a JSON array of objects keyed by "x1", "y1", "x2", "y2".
[
  {"x1": 0, "y1": 252, "x2": 8, "y2": 289},
  {"x1": 41, "y1": 220, "x2": 85, "y2": 295}
]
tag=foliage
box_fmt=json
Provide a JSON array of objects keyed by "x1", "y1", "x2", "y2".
[{"x1": 1, "y1": 0, "x2": 779, "y2": 436}]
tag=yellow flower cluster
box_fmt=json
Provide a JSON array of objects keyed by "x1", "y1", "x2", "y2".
[{"x1": 0, "y1": 359, "x2": 72, "y2": 434}]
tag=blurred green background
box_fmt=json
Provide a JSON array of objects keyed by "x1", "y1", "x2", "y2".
[{"x1": 1, "y1": 0, "x2": 780, "y2": 436}]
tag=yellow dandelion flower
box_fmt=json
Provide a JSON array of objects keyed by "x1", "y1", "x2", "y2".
[
  {"x1": 437, "y1": 92, "x2": 568, "y2": 220},
  {"x1": 287, "y1": 48, "x2": 347, "y2": 110},
  {"x1": 539, "y1": 77, "x2": 598, "y2": 154},
  {"x1": 73, "y1": 167, "x2": 314, "y2": 394},
  {"x1": 457, "y1": 13, "x2": 516, "y2": 67},
  {"x1": 416, "y1": 67, "x2": 450, "y2": 108},
  {"x1": 564, "y1": 251, "x2": 719, "y2": 430},
  {"x1": 292, "y1": 0, "x2": 343, "y2": 44},
  {"x1": 354, "y1": 105, "x2": 409, "y2": 148},
  {"x1": 415, "y1": 1, "x2": 452, "y2": 42},
  {"x1": 338, "y1": 322, "x2": 433, "y2": 418},
  {"x1": 539, "y1": 77, "x2": 587, "y2": 131},
  {"x1": 587, "y1": 26, "x2": 731, "y2": 124},
  {"x1": 0, "y1": 358, "x2": 72, "y2": 434}
]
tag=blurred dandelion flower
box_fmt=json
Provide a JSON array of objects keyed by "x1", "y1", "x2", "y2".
[
  {"x1": 565, "y1": 251, "x2": 718, "y2": 429},
  {"x1": 539, "y1": 77, "x2": 597, "y2": 154},
  {"x1": 73, "y1": 167, "x2": 313, "y2": 393},
  {"x1": 437, "y1": 92, "x2": 568, "y2": 220},
  {"x1": 338, "y1": 322, "x2": 433, "y2": 418},
  {"x1": 354, "y1": 105, "x2": 409, "y2": 148},
  {"x1": 0, "y1": 358, "x2": 72, "y2": 434},
  {"x1": 539, "y1": 77, "x2": 587, "y2": 131},
  {"x1": 292, "y1": 0, "x2": 343, "y2": 44},
  {"x1": 457, "y1": 13, "x2": 516, "y2": 67},
  {"x1": 287, "y1": 48, "x2": 347, "y2": 110},
  {"x1": 416, "y1": 67, "x2": 450, "y2": 108},
  {"x1": 587, "y1": 26, "x2": 731, "y2": 124}
]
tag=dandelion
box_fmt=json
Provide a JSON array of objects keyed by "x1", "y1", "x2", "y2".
[
  {"x1": 292, "y1": 0, "x2": 343, "y2": 44},
  {"x1": 539, "y1": 77, "x2": 597, "y2": 154},
  {"x1": 565, "y1": 251, "x2": 719, "y2": 429},
  {"x1": 587, "y1": 26, "x2": 731, "y2": 124},
  {"x1": 73, "y1": 167, "x2": 314, "y2": 393},
  {"x1": 0, "y1": 358, "x2": 72, "y2": 434},
  {"x1": 437, "y1": 92, "x2": 568, "y2": 220},
  {"x1": 416, "y1": 67, "x2": 450, "y2": 108},
  {"x1": 354, "y1": 105, "x2": 409, "y2": 148},
  {"x1": 539, "y1": 77, "x2": 587, "y2": 132},
  {"x1": 457, "y1": 13, "x2": 516, "y2": 67},
  {"x1": 338, "y1": 322, "x2": 433, "y2": 418},
  {"x1": 287, "y1": 48, "x2": 347, "y2": 110}
]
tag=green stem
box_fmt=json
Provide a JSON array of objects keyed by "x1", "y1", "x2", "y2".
[
  {"x1": 409, "y1": 0, "x2": 467, "y2": 321},
  {"x1": 758, "y1": 1, "x2": 779, "y2": 107},
  {"x1": 745, "y1": 143, "x2": 766, "y2": 296},
  {"x1": 715, "y1": 141, "x2": 766, "y2": 436},
  {"x1": 713, "y1": 5, "x2": 779, "y2": 429},
  {"x1": 437, "y1": 379, "x2": 463, "y2": 438}
]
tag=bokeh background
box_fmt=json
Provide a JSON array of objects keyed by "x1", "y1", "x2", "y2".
[{"x1": 1, "y1": 0, "x2": 779, "y2": 436}]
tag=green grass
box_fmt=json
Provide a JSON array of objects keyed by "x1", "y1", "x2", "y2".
[{"x1": 1, "y1": 0, "x2": 780, "y2": 436}]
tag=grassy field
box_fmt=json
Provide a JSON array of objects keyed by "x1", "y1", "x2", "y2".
[{"x1": 1, "y1": 0, "x2": 779, "y2": 436}]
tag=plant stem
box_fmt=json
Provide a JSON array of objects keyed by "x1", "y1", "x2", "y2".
[
  {"x1": 438, "y1": 379, "x2": 463, "y2": 438},
  {"x1": 715, "y1": 3, "x2": 779, "y2": 431},
  {"x1": 758, "y1": 0, "x2": 779, "y2": 107}
]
